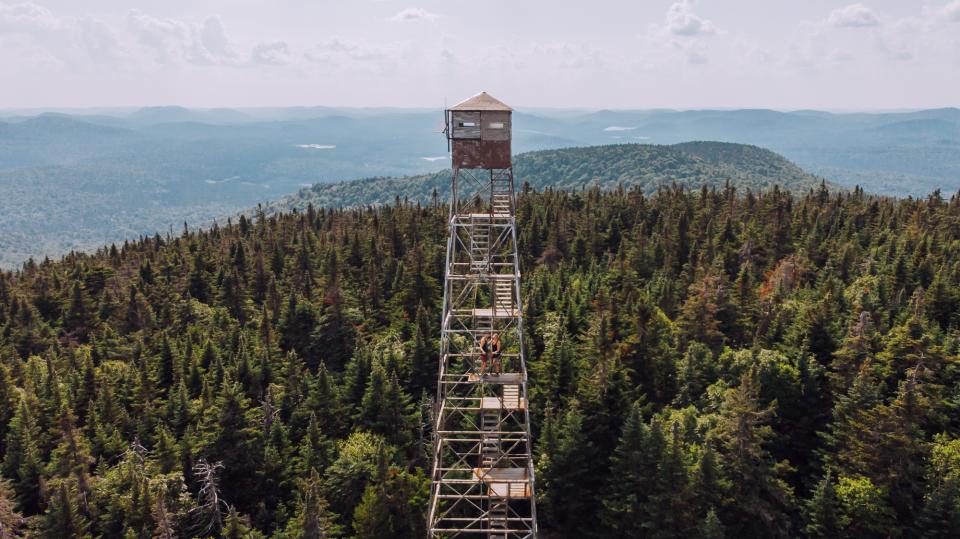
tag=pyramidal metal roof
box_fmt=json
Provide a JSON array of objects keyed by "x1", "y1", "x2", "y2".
[{"x1": 449, "y1": 92, "x2": 512, "y2": 112}]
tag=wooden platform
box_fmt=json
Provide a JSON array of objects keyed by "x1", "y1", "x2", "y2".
[
  {"x1": 472, "y1": 467, "x2": 531, "y2": 498},
  {"x1": 480, "y1": 396, "x2": 526, "y2": 410},
  {"x1": 472, "y1": 307, "x2": 519, "y2": 318},
  {"x1": 465, "y1": 213, "x2": 512, "y2": 219},
  {"x1": 467, "y1": 372, "x2": 522, "y2": 383}
]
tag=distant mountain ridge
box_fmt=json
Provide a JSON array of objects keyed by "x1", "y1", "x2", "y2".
[
  {"x1": 1, "y1": 104, "x2": 956, "y2": 268},
  {"x1": 267, "y1": 142, "x2": 830, "y2": 213}
]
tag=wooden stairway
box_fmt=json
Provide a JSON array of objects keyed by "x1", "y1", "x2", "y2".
[
  {"x1": 470, "y1": 218, "x2": 490, "y2": 272},
  {"x1": 488, "y1": 498, "x2": 509, "y2": 539}
]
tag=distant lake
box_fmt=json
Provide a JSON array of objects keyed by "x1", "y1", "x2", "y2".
[
  {"x1": 296, "y1": 144, "x2": 336, "y2": 149},
  {"x1": 206, "y1": 175, "x2": 240, "y2": 184}
]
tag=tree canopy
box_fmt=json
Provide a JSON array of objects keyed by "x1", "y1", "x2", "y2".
[{"x1": 0, "y1": 181, "x2": 958, "y2": 537}]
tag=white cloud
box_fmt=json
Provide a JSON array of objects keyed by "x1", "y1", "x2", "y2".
[
  {"x1": 639, "y1": 1, "x2": 718, "y2": 66},
  {"x1": 125, "y1": 11, "x2": 191, "y2": 64},
  {"x1": 827, "y1": 4, "x2": 880, "y2": 28},
  {"x1": 125, "y1": 11, "x2": 242, "y2": 66},
  {"x1": 302, "y1": 38, "x2": 408, "y2": 75},
  {"x1": 75, "y1": 15, "x2": 127, "y2": 65},
  {"x1": 0, "y1": 2, "x2": 61, "y2": 32},
  {"x1": 305, "y1": 38, "x2": 391, "y2": 63},
  {"x1": 391, "y1": 7, "x2": 438, "y2": 22},
  {"x1": 943, "y1": 1, "x2": 960, "y2": 22},
  {"x1": 251, "y1": 40, "x2": 290, "y2": 65},
  {"x1": 200, "y1": 16, "x2": 235, "y2": 59},
  {"x1": 665, "y1": 0, "x2": 716, "y2": 36},
  {"x1": 673, "y1": 39, "x2": 709, "y2": 64},
  {"x1": 872, "y1": 17, "x2": 919, "y2": 61},
  {"x1": 0, "y1": 2, "x2": 131, "y2": 67}
]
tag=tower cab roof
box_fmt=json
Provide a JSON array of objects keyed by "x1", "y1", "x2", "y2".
[{"x1": 449, "y1": 92, "x2": 512, "y2": 112}]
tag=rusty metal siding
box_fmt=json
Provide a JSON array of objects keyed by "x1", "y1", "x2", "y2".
[
  {"x1": 452, "y1": 139, "x2": 511, "y2": 169},
  {"x1": 451, "y1": 111, "x2": 481, "y2": 139},
  {"x1": 481, "y1": 111, "x2": 511, "y2": 141}
]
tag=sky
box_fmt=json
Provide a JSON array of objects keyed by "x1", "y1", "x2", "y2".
[{"x1": 1, "y1": 0, "x2": 959, "y2": 110}]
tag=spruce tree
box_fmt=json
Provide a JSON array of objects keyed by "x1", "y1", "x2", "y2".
[
  {"x1": 223, "y1": 506, "x2": 252, "y2": 539},
  {"x1": 282, "y1": 469, "x2": 341, "y2": 538},
  {"x1": 2, "y1": 397, "x2": 44, "y2": 514},
  {"x1": 40, "y1": 484, "x2": 91, "y2": 539},
  {"x1": 601, "y1": 404, "x2": 661, "y2": 537},
  {"x1": 803, "y1": 472, "x2": 840, "y2": 538},
  {"x1": 916, "y1": 435, "x2": 960, "y2": 537},
  {"x1": 715, "y1": 368, "x2": 794, "y2": 537}
]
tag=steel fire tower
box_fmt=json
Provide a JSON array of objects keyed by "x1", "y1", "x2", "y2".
[{"x1": 428, "y1": 92, "x2": 538, "y2": 538}]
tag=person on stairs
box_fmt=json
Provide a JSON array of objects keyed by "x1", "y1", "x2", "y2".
[{"x1": 478, "y1": 333, "x2": 502, "y2": 376}]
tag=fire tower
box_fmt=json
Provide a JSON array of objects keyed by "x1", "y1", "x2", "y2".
[{"x1": 428, "y1": 92, "x2": 538, "y2": 538}]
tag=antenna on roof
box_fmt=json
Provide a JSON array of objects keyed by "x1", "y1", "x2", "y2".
[{"x1": 440, "y1": 97, "x2": 450, "y2": 152}]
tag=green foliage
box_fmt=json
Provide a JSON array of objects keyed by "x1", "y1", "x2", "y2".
[
  {"x1": 39, "y1": 483, "x2": 92, "y2": 539},
  {"x1": 834, "y1": 475, "x2": 897, "y2": 537},
  {"x1": 281, "y1": 468, "x2": 342, "y2": 539},
  {"x1": 803, "y1": 472, "x2": 839, "y2": 538},
  {"x1": 351, "y1": 459, "x2": 428, "y2": 539},
  {"x1": 0, "y1": 183, "x2": 958, "y2": 538},
  {"x1": 917, "y1": 434, "x2": 960, "y2": 537}
]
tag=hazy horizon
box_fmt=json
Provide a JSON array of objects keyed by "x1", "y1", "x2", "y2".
[{"x1": 3, "y1": 104, "x2": 958, "y2": 116}]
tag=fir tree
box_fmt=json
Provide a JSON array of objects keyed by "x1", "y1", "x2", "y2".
[
  {"x1": 803, "y1": 472, "x2": 839, "y2": 538},
  {"x1": 715, "y1": 368, "x2": 794, "y2": 537},
  {"x1": 282, "y1": 469, "x2": 341, "y2": 538},
  {"x1": 2, "y1": 397, "x2": 44, "y2": 515},
  {"x1": 39, "y1": 484, "x2": 91, "y2": 539}
]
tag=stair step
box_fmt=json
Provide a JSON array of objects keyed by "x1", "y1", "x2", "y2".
[{"x1": 501, "y1": 385, "x2": 520, "y2": 407}]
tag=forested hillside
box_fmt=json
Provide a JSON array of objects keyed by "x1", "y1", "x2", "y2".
[
  {"x1": 1, "y1": 183, "x2": 959, "y2": 537},
  {"x1": 5, "y1": 105, "x2": 957, "y2": 266},
  {"x1": 270, "y1": 142, "x2": 829, "y2": 212}
]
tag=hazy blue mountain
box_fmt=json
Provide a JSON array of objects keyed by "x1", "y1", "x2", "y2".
[
  {"x1": 1, "y1": 104, "x2": 957, "y2": 267},
  {"x1": 0, "y1": 116, "x2": 141, "y2": 167},
  {"x1": 557, "y1": 108, "x2": 960, "y2": 196},
  {"x1": 125, "y1": 106, "x2": 256, "y2": 126}
]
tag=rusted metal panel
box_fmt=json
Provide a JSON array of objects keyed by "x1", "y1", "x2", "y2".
[
  {"x1": 451, "y1": 111, "x2": 481, "y2": 139},
  {"x1": 453, "y1": 139, "x2": 511, "y2": 169},
  {"x1": 482, "y1": 111, "x2": 511, "y2": 141}
]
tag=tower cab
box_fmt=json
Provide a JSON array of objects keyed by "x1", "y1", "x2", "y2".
[{"x1": 446, "y1": 91, "x2": 512, "y2": 170}]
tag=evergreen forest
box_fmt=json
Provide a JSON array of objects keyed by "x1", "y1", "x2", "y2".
[{"x1": 1, "y1": 182, "x2": 960, "y2": 538}]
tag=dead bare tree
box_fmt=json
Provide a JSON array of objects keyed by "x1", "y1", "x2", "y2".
[
  {"x1": 151, "y1": 493, "x2": 176, "y2": 539},
  {"x1": 190, "y1": 459, "x2": 227, "y2": 536},
  {"x1": 261, "y1": 387, "x2": 279, "y2": 435}
]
